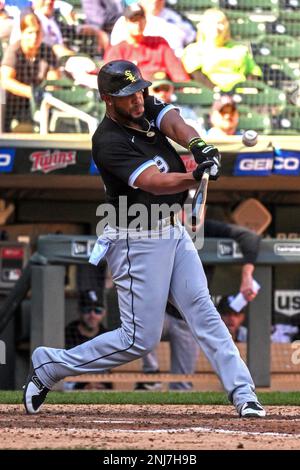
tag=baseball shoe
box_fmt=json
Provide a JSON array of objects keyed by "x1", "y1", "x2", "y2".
[
  {"x1": 134, "y1": 381, "x2": 162, "y2": 391},
  {"x1": 239, "y1": 401, "x2": 266, "y2": 418},
  {"x1": 23, "y1": 364, "x2": 49, "y2": 414}
]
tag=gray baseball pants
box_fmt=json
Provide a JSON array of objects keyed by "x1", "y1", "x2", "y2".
[{"x1": 32, "y1": 221, "x2": 258, "y2": 411}]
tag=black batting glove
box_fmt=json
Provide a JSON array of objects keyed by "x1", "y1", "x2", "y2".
[
  {"x1": 189, "y1": 137, "x2": 220, "y2": 164},
  {"x1": 189, "y1": 137, "x2": 221, "y2": 180},
  {"x1": 192, "y1": 157, "x2": 221, "y2": 181},
  {"x1": 192, "y1": 160, "x2": 215, "y2": 181}
]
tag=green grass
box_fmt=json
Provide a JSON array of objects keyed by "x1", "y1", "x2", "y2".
[{"x1": 1, "y1": 390, "x2": 300, "y2": 406}]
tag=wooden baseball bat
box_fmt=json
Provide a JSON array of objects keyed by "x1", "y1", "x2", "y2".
[{"x1": 191, "y1": 167, "x2": 210, "y2": 230}]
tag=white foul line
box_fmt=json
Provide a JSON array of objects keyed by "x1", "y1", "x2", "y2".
[{"x1": 107, "y1": 426, "x2": 300, "y2": 439}]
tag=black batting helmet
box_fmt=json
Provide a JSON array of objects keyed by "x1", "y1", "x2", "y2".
[{"x1": 97, "y1": 60, "x2": 152, "y2": 97}]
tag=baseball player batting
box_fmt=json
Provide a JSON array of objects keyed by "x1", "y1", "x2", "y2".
[{"x1": 23, "y1": 60, "x2": 265, "y2": 418}]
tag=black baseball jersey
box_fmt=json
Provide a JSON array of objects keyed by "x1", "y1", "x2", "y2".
[{"x1": 92, "y1": 95, "x2": 188, "y2": 226}]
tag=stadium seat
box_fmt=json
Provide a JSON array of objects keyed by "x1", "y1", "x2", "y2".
[
  {"x1": 254, "y1": 55, "x2": 300, "y2": 89},
  {"x1": 174, "y1": 83, "x2": 215, "y2": 107},
  {"x1": 279, "y1": 0, "x2": 300, "y2": 10},
  {"x1": 169, "y1": 0, "x2": 220, "y2": 12},
  {"x1": 32, "y1": 79, "x2": 104, "y2": 132},
  {"x1": 277, "y1": 11, "x2": 300, "y2": 37},
  {"x1": 49, "y1": 86, "x2": 104, "y2": 132},
  {"x1": 252, "y1": 34, "x2": 300, "y2": 59},
  {"x1": 42, "y1": 78, "x2": 75, "y2": 89},
  {"x1": 231, "y1": 18, "x2": 266, "y2": 39},
  {"x1": 50, "y1": 87, "x2": 96, "y2": 114},
  {"x1": 237, "y1": 108, "x2": 272, "y2": 133},
  {"x1": 272, "y1": 104, "x2": 300, "y2": 132},
  {"x1": 233, "y1": 79, "x2": 286, "y2": 106},
  {"x1": 219, "y1": 0, "x2": 279, "y2": 13}
]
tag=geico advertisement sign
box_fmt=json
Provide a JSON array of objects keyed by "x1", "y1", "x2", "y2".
[
  {"x1": 234, "y1": 154, "x2": 300, "y2": 175},
  {"x1": 274, "y1": 290, "x2": 300, "y2": 316},
  {"x1": 0, "y1": 149, "x2": 15, "y2": 173}
]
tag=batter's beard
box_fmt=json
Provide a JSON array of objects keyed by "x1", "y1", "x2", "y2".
[{"x1": 114, "y1": 104, "x2": 145, "y2": 126}]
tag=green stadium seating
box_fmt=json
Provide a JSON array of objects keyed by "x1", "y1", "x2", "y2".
[
  {"x1": 49, "y1": 87, "x2": 96, "y2": 114},
  {"x1": 254, "y1": 55, "x2": 300, "y2": 88},
  {"x1": 31, "y1": 79, "x2": 104, "y2": 132},
  {"x1": 169, "y1": 0, "x2": 219, "y2": 12},
  {"x1": 280, "y1": 22, "x2": 300, "y2": 37},
  {"x1": 173, "y1": 82, "x2": 215, "y2": 107},
  {"x1": 42, "y1": 78, "x2": 75, "y2": 89},
  {"x1": 233, "y1": 79, "x2": 286, "y2": 106},
  {"x1": 231, "y1": 19, "x2": 266, "y2": 38},
  {"x1": 219, "y1": 0, "x2": 279, "y2": 12},
  {"x1": 275, "y1": 12, "x2": 300, "y2": 37},
  {"x1": 278, "y1": 11, "x2": 300, "y2": 21},
  {"x1": 272, "y1": 105, "x2": 300, "y2": 133},
  {"x1": 253, "y1": 34, "x2": 300, "y2": 59},
  {"x1": 237, "y1": 108, "x2": 272, "y2": 133}
]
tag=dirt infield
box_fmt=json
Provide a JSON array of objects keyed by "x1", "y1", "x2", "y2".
[{"x1": 0, "y1": 404, "x2": 299, "y2": 450}]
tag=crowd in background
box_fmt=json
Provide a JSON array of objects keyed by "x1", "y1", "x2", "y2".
[{"x1": 0, "y1": 0, "x2": 279, "y2": 133}]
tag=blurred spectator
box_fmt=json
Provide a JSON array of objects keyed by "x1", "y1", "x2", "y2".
[
  {"x1": 81, "y1": 0, "x2": 123, "y2": 34},
  {"x1": 7, "y1": 0, "x2": 108, "y2": 54},
  {"x1": 150, "y1": 73, "x2": 206, "y2": 135},
  {"x1": 271, "y1": 324, "x2": 299, "y2": 343},
  {"x1": 139, "y1": 0, "x2": 196, "y2": 46},
  {"x1": 217, "y1": 295, "x2": 247, "y2": 342},
  {"x1": 54, "y1": 0, "x2": 76, "y2": 25},
  {"x1": 53, "y1": 1, "x2": 110, "y2": 55},
  {"x1": 218, "y1": 296, "x2": 300, "y2": 343},
  {"x1": 10, "y1": 0, "x2": 74, "y2": 57},
  {"x1": 104, "y1": 4, "x2": 189, "y2": 82},
  {"x1": 182, "y1": 8, "x2": 262, "y2": 92},
  {"x1": 0, "y1": 2, "x2": 14, "y2": 41},
  {"x1": 111, "y1": 1, "x2": 187, "y2": 57},
  {"x1": 65, "y1": 289, "x2": 112, "y2": 390},
  {"x1": 1, "y1": 10, "x2": 60, "y2": 131},
  {"x1": 9, "y1": 0, "x2": 103, "y2": 86},
  {"x1": 207, "y1": 95, "x2": 240, "y2": 138}
]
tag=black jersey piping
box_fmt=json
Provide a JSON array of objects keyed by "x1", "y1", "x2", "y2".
[{"x1": 34, "y1": 234, "x2": 136, "y2": 371}]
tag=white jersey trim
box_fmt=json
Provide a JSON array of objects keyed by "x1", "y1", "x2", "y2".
[
  {"x1": 156, "y1": 104, "x2": 179, "y2": 130},
  {"x1": 128, "y1": 161, "x2": 157, "y2": 189}
]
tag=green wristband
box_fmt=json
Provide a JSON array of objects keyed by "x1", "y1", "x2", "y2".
[{"x1": 188, "y1": 137, "x2": 206, "y2": 151}]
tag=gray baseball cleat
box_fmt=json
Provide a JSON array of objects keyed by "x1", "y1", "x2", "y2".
[
  {"x1": 239, "y1": 401, "x2": 266, "y2": 418},
  {"x1": 23, "y1": 365, "x2": 49, "y2": 414}
]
